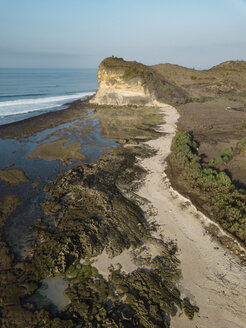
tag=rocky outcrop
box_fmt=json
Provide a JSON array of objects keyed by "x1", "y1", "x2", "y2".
[
  {"x1": 90, "y1": 57, "x2": 187, "y2": 106},
  {"x1": 90, "y1": 58, "x2": 155, "y2": 106}
]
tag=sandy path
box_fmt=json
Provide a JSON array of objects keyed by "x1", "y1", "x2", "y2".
[{"x1": 137, "y1": 104, "x2": 246, "y2": 328}]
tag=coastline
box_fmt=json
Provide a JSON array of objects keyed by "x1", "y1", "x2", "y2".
[
  {"x1": 136, "y1": 103, "x2": 246, "y2": 327},
  {"x1": 0, "y1": 98, "x2": 90, "y2": 139},
  {"x1": 0, "y1": 92, "x2": 246, "y2": 325},
  {"x1": 1, "y1": 101, "x2": 187, "y2": 327}
]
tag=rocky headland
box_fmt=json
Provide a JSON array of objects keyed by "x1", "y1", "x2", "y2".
[{"x1": 90, "y1": 57, "x2": 187, "y2": 106}]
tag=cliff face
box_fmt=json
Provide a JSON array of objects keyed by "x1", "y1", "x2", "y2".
[
  {"x1": 90, "y1": 58, "x2": 157, "y2": 106},
  {"x1": 90, "y1": 57, "x2": 187, "y2": 106}
]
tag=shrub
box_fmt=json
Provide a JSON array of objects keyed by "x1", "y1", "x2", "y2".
[
  {"x1": 169, "y1": 131, "x2": 246, "y2": 243},
  {"x1": 221, "y1": 147, "x2": 233, "y2": 158},
  {"x1": 236, "y1": 137, "x2": 246, "y2": 154},
  {"x1": 209, "y1": 147, "x2": 233, "y2": 168}
]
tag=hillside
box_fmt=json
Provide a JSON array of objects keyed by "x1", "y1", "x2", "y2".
[
  {"x1": 152, "y1": 60, "x2": 246, "y2": 101},
  {"x1": 91, "y1": 57, "x2": 246, "y2": 107}
]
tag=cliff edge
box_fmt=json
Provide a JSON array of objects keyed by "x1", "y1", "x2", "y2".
[{"x1": 90, "y1": 57, "x2": 187, "y2": 106}]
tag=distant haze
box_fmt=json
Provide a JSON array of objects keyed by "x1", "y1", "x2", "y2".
[{"x1": 0, "y1": 0, "x2": 246, "y2": 69}]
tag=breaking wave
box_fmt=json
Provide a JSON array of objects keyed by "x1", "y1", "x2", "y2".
[{"x1": 0, "y1": 92, "x2": 94, "y2": 117}]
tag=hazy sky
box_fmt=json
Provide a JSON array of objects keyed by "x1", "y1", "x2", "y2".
[{"x1": 0, "y1": 0, "x2": 246, "y2": 69}]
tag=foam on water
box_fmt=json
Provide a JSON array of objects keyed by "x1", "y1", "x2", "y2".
[
  {"x1": 0, "y1": 68, "x2": 98, "y2": 124},
  {"x1": 0, "y1": 92, "x2": 94, "y2": 116}
]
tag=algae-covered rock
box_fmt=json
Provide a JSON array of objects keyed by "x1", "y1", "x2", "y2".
[
  {"x1": 26, "y1": 141, "x2": 199, "y2": 326},
  {"x1": 0, "y1": 193, "x2": 22, "y2": 227},
  {"x1": 0, "y1": 168, "x2": 30, "y2": 185},
  {"x1": 0, "y1": 104, "x2": 199, "y2": 326},
  {"x1": 182, "y1": 298, "x2": 199, "y2": 320},
  {"x1": 27, "y1": 139, "x2": 84, "y2": 163}
]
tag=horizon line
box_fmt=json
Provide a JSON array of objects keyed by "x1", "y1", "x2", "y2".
[{"x1": 0, "y1": 67, "x2": 98, "y2": 70}]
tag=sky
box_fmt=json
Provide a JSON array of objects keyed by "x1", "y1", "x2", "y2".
[{"x1": 0, "y1": 0, "x2": 246, "y2": 69}]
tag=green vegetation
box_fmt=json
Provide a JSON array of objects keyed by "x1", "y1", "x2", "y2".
[
  {"x1": 190, "y1": 75, "x2": 197, "y2": 80},
  {"x1": 222, "y1": 147, "x2": 234, "y2": 157},
  {"x1": 236, "y1": 136, "x2": 246, "y2": 154},
  {"x1": 123, "y1": 67, "x2": 136, "y2": 80},
  {"x1": 169, "y1": 131, "x2": 246, "y2": 243},
  {"x1": 64, "y1": 260, "x2": 185, "y2": 327},
  {"x1": 209, "y1": 146, "x2": 234, "y2": 168}
]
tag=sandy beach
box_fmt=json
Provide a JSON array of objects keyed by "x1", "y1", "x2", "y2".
[{"x1": 136, "y1": 104, "x2": 246, "y2": 327}]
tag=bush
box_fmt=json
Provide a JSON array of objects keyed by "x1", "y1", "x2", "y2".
[
  {"x1": 209, "y1": 147, "x2": 233, "y2": 168},
  {"x1": 169, "y1": 131, "x2": 246, "y2": 243},
  {"x1": 222, "y1": 147, "x2": 233, "y2": 157},
  {"x1": 236, "y1": 137, "x2": 246, "y2": 154}
]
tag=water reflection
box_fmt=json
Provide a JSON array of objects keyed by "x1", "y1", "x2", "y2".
[
  {"x1": 0, "y1": 108, "x2": 117, "y2": 258},
  {"x1": 23, "y1": 276, "x2": 70, "y2": 316}
]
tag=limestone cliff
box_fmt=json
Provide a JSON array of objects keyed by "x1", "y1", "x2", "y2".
[{"x1": 90, "y1": 57, "x2": 187, "y2": 106}]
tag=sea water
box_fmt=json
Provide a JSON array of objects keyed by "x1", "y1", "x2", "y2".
[
  {"x1": 0, "y1": 69, "x2": 116, "y2": 259},
  {"x1": 0, "y1": 68, "x2": 97, "y2": 125}
]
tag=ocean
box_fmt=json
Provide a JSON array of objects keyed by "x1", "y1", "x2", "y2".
[{"x1": 0, "y1": 68, "x2": 97, "y2": 125}]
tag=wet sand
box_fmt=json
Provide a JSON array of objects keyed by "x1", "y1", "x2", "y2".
[{"x1": 137, "y1": 104, "x2": 246, "y2": 327}]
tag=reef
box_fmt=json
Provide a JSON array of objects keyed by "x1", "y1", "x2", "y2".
[
  {"x1": 0, "y1": 168, "x2": 30, "y2": 186},
  {"x1": 0, "y1": 104, "x2": 198, "y2": 327}
]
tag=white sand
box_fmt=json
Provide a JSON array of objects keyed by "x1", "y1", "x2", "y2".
[
  {"x1": 136, "y1": 104, "x2": 246, "y2": 328},
  {"x1": 92, "y1": 248, "x2": 138, "y2": 279}
]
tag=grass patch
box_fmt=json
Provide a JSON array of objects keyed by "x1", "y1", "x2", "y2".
[{"x1": 123, "y1": 67, "x2": 136, "y2": 80}]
